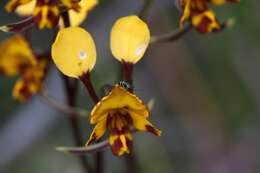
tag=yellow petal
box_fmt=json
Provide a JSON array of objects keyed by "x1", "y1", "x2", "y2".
[
  {"x1": 15, "y1": 0, "x2": 35, "y2": 16},
  {"x1": 13, "y1": 58, "x2": 47, "y2": 102},
  {"x1": 130, "y1": 111, "x2": 161, "y2": 136},
  {"x1": 61, "y1": 0, "x2": 81, "y2": 11},
  {"x1": 191, "y1": 10, "x2": 221, "y2": 33},
  {"x1": 12, "y1": 78, "x2": 40, "y2": 102},
  {"x1": 180, "y1": 0, "x2": 191, "y2": 26},
  {"x1": 5, "y1": 0, "x2": 32, "y2": 12},
  {"x1": 90, "y1": 85, "x2": 148, "y2": 124},
  {"x1": 109, "y1": 132, "x2": 132, "y2": 156},
  {"x1": 22, "y1": 58, "x2": 48, "y2": 79},
  {"x1": 110, "y1": 15, "x2": 150, "y2": 64},
  {"x1": 51, "y1": 27, "x2": 97, "y2": 78},
  {"x1": 86, "y1": 116, "x2": 107, "y2": 145},
  {"x1": 59, "y1": 0, "x2": 98, "y2": 27},
  {"x1": 0, "y1": 34, "x2": 36, "y2": 76},
  {"x1": 209, "y1": 0, "x2": 239, "y2": 5}
]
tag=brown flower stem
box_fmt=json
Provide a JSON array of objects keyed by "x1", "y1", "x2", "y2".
[
  {"x1": 79, "y1": 72, "x2": 99, "y2": 104},
  {"x1": 150, "y1": 23, "x2": 193, "y2": 44},
  {"x1": 138, "y1": 0, "x2": 154, "y2": 20},
  {"x1": 124, "y1": 151, "x2": 140, "y2": 173},
  {"x1": 63, "y1": 76, "x2": 93, "y2": 173},
  {"x1": 121, "y1": 61, "x2": 134, "y2": 92},
  {"x1": 121, "y1": 62, "x2": 140, "y2": 172},
  {"x1": 61, "y1": 11, "x2": 92, "y2": 173},
  {"x1": 79, "y1": 72, "x2": 104, "y2": 173},
  {"x1": 39, "y1": 88, "x2": 89, "y2": 117},
  {"x1": 22, "y1": 25, "x2": 33, "y2": 43}
]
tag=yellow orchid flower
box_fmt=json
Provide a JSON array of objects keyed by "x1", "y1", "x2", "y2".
[
  {"x1": 110, "y1": 15, "x2": 150, "y2": 64},
  {"x1": 179, "y1": 0, "x2": 239, "y2": 33},
  {"x1": 86, "y1": 84, "x2": 161, "y2": 156},
  {"x1": 0, "y1": 35, "x2": 36, "y2": 76},
  {"x1": 14, "y1": 0, "x2": 98, "y2": 28},
  {"x1": 0, "y1": 35, "x2": 48, "y2": 102},
  {"x1": 191, "y1": 10, "x2": 221, "y2": 33},
  {"x1": 13, "y1": 58, "x2": 47, "y2": 102},
  {"x1": 51, "y1": 27, "x2": 97, "y2": 78}
]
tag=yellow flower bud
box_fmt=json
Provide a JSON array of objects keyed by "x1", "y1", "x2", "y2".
[
  {"x1": 110, "y1": 15, "x2": 150, "y2": 64},
  {"x1": 51, "y1": 27, "x2": 97, "y2": 78}
]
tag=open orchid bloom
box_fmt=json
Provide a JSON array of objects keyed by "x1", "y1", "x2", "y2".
[
  {"x1": 86, "y1": 85, "x2": 161, "y2": 156},
  {"x1": 5, "y1": 0, "x2": 98, "y2": 29},
  {"x1": 0, "y1": 35, "x2": 48, "y2": 101},
  {"x1": 179, "y1": 0, "x2": 239, "y2": 33}
]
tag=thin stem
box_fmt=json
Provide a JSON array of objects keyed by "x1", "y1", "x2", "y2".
[
  {"x1": 138, "y1": 0, "x2": 154, "y2": 20},
  {"x1": 61, "y1": 11, "x2": 92, "y2": 173},
  {"x1": 61, "y1": 10, "x2": 71, "y2": 27},
  {"x1": 39, "y1": 88, "x2": 88, "y2": 117},
  {"x1": 124, "y1": 151, "x2": 140, "y2": 173},
  {"x1": 57, "y1": 140, "x2": 109, "y2": 154},
  {"x1": 79, "y1": 72, "x2": 99, "y2": 103},
  {"x1": 150, "y1": 23, "x2": 193, "y2": 44},
  {"x1": 56, "y1": 130, "x2": 138, "y2": 155},
  {"x1": 79, "y1": 72, "x2": 103, "y2": 173},
  {"x1": 121, "y1": 62, "x2": 140, "y2": 172},
  {"x1": 0, "y1": 17, "x2": 34, "y2": 33}
]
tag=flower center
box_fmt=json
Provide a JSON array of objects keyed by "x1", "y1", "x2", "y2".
[{"x1": 107, "y1": 111, "x2": 132, "y2": 131}]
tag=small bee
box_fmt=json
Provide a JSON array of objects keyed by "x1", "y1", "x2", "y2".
[
  {"x1": 118, "y1": 81, "x2": 132, "y2": 91},
  {"x1": 101, "y1": 81, "x2": 132, "y2": 96}
]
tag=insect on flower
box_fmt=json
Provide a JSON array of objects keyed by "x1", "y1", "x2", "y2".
[
  {"x1": 118, "y1": 81, "x2": 132, "y2": 91},
  {"x1": 86, "y1": 84, "x2": 161, "y2": 156}
]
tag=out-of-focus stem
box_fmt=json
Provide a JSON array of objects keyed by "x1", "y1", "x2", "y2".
[
  {"x1": 57, "y1": 140, "x2": 109, "y2": 154},
  {"x1": 40, "y1": 88, "x2": 88, "y2": 117},
  {"x1": 56, "y1": 130, "x2": 138, "y2": 155},
  {"x1": 150, "y1": 23, "x2": 193, "y2": 44},
  {"x1": 138, "y1": 0, "x2": 154, "y2": 20},
  {"x1": 61, "y1": 11, "x2": 92, "y2": 173},
  {"x1": 79, "y1": 72, "x2": 99, "y2": 104},
  {"x1": 0, "y1": 17, "x2": 34, "y2": 33},
  {"x1": 121, "y1": 61, "x2": 140, "y2": 172},
  {"x1": 124, "y1": 151, "x2": 140, "y2": 173},
  {"x1": 79, "y1": 72, "x2": 103, "y2": 173}
]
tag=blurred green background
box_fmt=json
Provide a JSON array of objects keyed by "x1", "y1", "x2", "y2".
[{"x1": 0, "y1": 0, "x2": 260, "y2": 173}]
